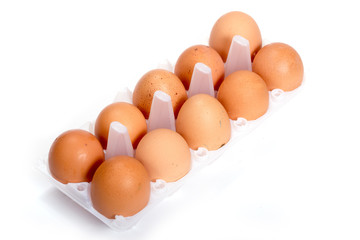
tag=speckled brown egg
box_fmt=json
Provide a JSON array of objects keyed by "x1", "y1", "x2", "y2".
[
  {"x1": 48, "y1": 129, "x2": 105, "y2": 184},
  {"x1": 132, "y1": 69, "x2": 188, "y2": 118},
  {"x1": 90, "y1": 156, "x2": 150, "y2": 218},
  {"x1": 176, "y1": 94, "x2": 231, "y2": 151},
  {"x1": 209, "y1": 11, "x2": 262, "y2": 62},
  {"x1": 94, "y1": 102, "x2": 147, "y2": 149},
  {"x1": 135, "y1": 128, "x2": 191, "y2": 182},
  {"x1": 252, "y1": 42, "x2": 304, "y2": 91},
  {"x1": 217, "y1": 70, "x2": 269, "y2": 120},
  {"x1": 174, "y1": 45, "x2": 225, "y2": 90}
]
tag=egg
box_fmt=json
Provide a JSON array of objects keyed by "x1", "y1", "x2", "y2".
[
  {"x1": 174, "y1": 45, "x2": 225, "y2": 90},
  {"x1": 94, "y1": 102, "x2": 147, "y2": 149},
  {"x1": 48, "y1": 129, "x2": 105, "y2": 184},
  {"x1": 132, "y1": 69, "x2": 188, "y2": 118},
  {"x1": 176, "y1": 94, "x2": 231, "y2": 150},
  {"x1": 209, "y1": 11, "x2": 262, "y2": 62},
  {"x1": 90, "y1": 156, "x2": 150, "y2": 218},
  {"x1": 217, "y1": 70, "x2": 269, "y2": 120},
  {"x1": 252, "y1": 42, "x2": 304, "y2": 91},
  {"x1": 135, "y1": 128, "x2": 191, "y2": 182}
]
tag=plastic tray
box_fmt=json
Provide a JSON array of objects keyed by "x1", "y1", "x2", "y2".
[{"x1": 37, "y1": 36, "x2": 303, "y2": 231}]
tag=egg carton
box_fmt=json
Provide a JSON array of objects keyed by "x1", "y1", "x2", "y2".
[{"x1": 37, "y1": 35, "x2": 303, "y2": 231}]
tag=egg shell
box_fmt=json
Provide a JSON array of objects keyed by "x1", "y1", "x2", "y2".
[
  {"x1": 209, "y1": 11, "x2": 262, "y2": 62},
  {"x1": 217, "y1": 70, "x2": 269, "y2": 120},
  {"x1": 135, "y1": 128, "x2": 191, "y2": 182},
  {"x1": 48, "y1": 129, "x2": 105, "y2": 184},
  {"x1": 176, "y1": 94, "x2": 231, "y2": 151},
  {"x1": 174, "y1": 45, "x2": 225, "y2": 90},
  {"x1": 94, "y1": 102, "x2": 147, "y2": 149},
  {"x1": 252, "y1": 42, "x2": 304, "y2": 91},
  {"x1": 90, "y1": 156, "x2": 151, "y2": 219},
  {"x1": 132, "y1": 69, "x2": 188, "y2": 119}
]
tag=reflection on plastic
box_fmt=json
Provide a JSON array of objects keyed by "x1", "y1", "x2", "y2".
[
  {"x1": 233, "y1": 117, "x2": 248, "y2": 131},
  {"x1": 225, "y1": 35, "x2": 252, "y2": 78},
  {"x1": 105, "y1": 121, "x2": 134, "y2": 159},
  {"x1": 271, "y1": 89, "x2": 285, "y2": 102},
  {"x1": 188, "y1": 63, "x2": 215, "y2": 98},
  {"x1": 148, "y1": 91, "x2": 176, "y2": 132}
]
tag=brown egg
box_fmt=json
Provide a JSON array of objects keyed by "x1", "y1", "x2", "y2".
[
  {"x1": 209, "y1": 11, "x2": 262, "y2": 62},
  {"x1": 174, "y1": 45, "x2": 225, "y2": 90},
  {"x1": 94, "y1": 102, "x2": 147, "y2": 149},
  {"x1": 176, "y1": 94, "x2": 231, "y2": 150},
  {"x1": 217, "y1": 71, "x2": 269, "y2": 120},
  {"x1": 252, "y1": 42, "x2": 304, "y2": 91},
  {"x1": 135, "y1": 128, "x2": 191, "y2": 182},
  {"x1": 90, "y1": 156, "x2": 150, "y2": 218},
  {"x1": 132, "y1": 69, "x2": 188, "y2": 118},
  {"x1": 48, "y1": 129, "x2": 104, "y2": 184}
]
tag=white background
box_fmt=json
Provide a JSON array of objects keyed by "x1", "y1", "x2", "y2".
[{"x1": 1, "y1": 0, "x2": 360, "y2": 239}]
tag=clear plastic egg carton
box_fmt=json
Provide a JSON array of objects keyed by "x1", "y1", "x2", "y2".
[{"x1": 37, "y1": 35, "x2": 303, "y2": 231}]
